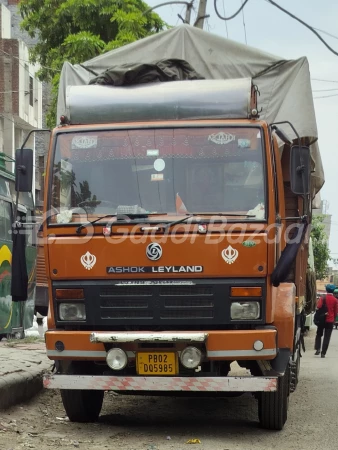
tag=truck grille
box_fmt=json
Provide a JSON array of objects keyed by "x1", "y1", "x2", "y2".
[
  {"x1": 53, "y1": 278, "x2": 265, "y2": 328},
  {"x1": 99, "y1": 284, "x2": 214, "y2": 320},
  {"x1": 100, "y1": 286, "x2": 152, "y2": 297}
]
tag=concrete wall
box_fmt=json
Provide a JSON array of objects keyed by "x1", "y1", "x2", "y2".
[
  {"x1": 17, "y1": 41, "x2": 42, "y2": 128},
  {"x1": 1, "y1": 4, "x2": 11, "y2": 38}
]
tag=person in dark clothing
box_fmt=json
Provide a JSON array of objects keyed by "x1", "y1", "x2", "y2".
[
  {"x1": 315, "y1": 284, "x2": 338, "y2": 358},
  {"x1": 334, "y1": 288, "x2": 338, "y2": 329}
]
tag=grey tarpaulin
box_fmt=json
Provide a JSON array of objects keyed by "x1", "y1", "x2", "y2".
[{"x1": 57, "y1": 25, "x2": 324, "y2": 195}]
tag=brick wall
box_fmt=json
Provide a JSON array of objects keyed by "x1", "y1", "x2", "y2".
[{"x1": 0, "y1": 38, "x2": 19, "y2": 115}]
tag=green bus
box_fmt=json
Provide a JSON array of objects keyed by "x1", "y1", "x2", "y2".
[{"x1": 0, "y1": 154, "x2": 36, "y2": 340}]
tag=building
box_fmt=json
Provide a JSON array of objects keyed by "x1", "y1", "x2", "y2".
[
  {"x1": 313, "y1": 197, "x2": 332, "y2": 241},
  {"x1": 0, "y1": 0, "x2": 49, "y2": 208}
]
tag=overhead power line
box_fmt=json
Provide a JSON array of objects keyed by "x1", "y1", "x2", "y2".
[
  {"x1": 241, "y1": 0, "x2": 248, "y2": 45},
  {"x1": 214, "y1": 0, "x2": 338, "y2": 57},
  {"x1": 0, "y1": 48, "x2": 60, "y2": 74},
  {"x1": 312, "y1": 88, "x2": 338, "y2": 92},
  {"x1": 313, "y1": 93, "x2": 338, "y2": 99},
  {"x1": 214, "y1": 0, "x2": 249, "y2": 20},
  {"x1": 221, "y1": 0, "x2": 229, "y2": 38},
  {"x1": 312, "y1": 78, "x2": 338, "y2": 83},
  {"x1": 313, "y1": 27, "x2": 338, "y2": 41},
  {"x1": 266, "y1": 0, "x2": 338, "y2": 57}
]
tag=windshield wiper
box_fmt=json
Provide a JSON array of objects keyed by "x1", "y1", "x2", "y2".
[
  {"x1": 76, "y1": 213, "x2": 168, "y2": 234},
  {"x1": 76, "y1": 215, "x2": 118, "y2": 234},
  {"x1": 165, "y1": 212, "x2": 256, "y2": 230},
  {"x1": 193, "y1": 212, "x2": 256, "y2": 217}
]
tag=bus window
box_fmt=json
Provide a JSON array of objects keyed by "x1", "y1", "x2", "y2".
[
  {"x1": 0, "y1": 200, "x2": 12, "y2": 242},
  {"x1": 17, "y1": 210, "x2": 35, "y2": 247}
]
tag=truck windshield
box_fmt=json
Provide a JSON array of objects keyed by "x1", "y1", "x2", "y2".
[{"x1": 50, "y1": 127, "x2": 266, "y2": 219}]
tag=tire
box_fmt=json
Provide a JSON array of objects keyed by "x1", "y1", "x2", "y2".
[
  {"x1": 7, "y1": 330, "x2": 25, "y2": 340},
  {"x1": 290, "y1": 348, "x2": 300, "y2": 393},
  {"x1": 61, "y1": 389, "x2": 104, "y2": 423},
  {"x1": 258, "y1": 370, "x2": 290, "y2": 431}
]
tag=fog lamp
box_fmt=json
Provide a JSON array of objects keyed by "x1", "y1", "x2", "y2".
[
  {"x1": 253, "y1": 340, "x2": 264, "y2": 351},
  {"x1": 180, "y1": 346, "x2": 202, "y2": 369},
  {"x1": 106, "y1": 348, "x2": 128, "y2": 371}
]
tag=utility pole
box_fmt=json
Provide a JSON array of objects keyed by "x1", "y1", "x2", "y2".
[
  {"x1": 194, "y1": 0, "x2": 208, "y2": 28},
  {"x1": 143, "y1": 0, "x2": 209, "y2": 29},
  {"x1": 185, "y1": 1, "x2": 193, "y2": 24}
]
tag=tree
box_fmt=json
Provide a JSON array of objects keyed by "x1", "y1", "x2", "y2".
[
  {"x1": 19, "y1": 0, "x2": 166, "y2": 127},
  {"x1": 311, "y1": 215, "x2": 331, "y2": 280}
]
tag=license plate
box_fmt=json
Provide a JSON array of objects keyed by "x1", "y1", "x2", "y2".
[{"x1": 137, "y1": 352, "x2": 178, "y2": 376}]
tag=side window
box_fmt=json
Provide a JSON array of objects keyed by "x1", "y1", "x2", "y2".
[{"x1": 0, "y1": 200, "x2": 12, "y2": 242}]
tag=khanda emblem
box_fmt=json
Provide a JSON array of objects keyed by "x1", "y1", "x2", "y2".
[
  {"x1": 221, "y1": 246, "x2": 239, "y2": 265},
  {"x1": 80, "y1": 251, "x2": 97, "y2": 270},
  {"x1": 208, "y1": 132, "x2": 235, "y2": 145}
]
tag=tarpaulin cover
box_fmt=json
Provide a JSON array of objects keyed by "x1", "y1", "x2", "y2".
[{"x1": 57, "y1": 25, "x2": 324, "y2": 195}]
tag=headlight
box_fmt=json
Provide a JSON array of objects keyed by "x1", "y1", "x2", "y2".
[
  {"x1": 59, "y1": 302, "x2": 86, "y2": 321},
  {"x1": 230, "y1": 301, "x2": 260, "y2": 320}
]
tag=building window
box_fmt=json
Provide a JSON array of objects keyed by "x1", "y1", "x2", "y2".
[
  {"x1": 29, "y1": 76, "x2": 34, "y2": 107},
  {"x1": 39, "y1": 156, "x2": 45, "y2": 198},
  {"x1": 39, "y1": 156, "x2": 44, "y2": 170}
]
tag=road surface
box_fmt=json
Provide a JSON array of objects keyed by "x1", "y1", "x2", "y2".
[{"x1": 1, "y1": 328, "x2": 337, "y2": 450}]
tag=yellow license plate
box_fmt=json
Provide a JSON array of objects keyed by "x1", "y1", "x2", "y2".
[{"x1": 137, "y1": 352, "x2": 178, "y2": 376}]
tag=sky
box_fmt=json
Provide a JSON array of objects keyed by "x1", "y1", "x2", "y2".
[{"x1": 146, "y1": 0, "x2": 338, "y2": 267}]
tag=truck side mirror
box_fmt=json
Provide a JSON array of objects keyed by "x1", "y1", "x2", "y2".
[
  {"x1": 290, "y1": 145, "x2": 310, "y2": 195},
  {"x1": 15, "y1": 148, "x2": 33, "y2": 192}
]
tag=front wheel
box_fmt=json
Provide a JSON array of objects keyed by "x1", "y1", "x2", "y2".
[
  {"x1": 60, "y1": 389, "x2": 104, "y2": 423},
  {"x1": 258, "y1": 370, "x2": 290, "y2": 430}
]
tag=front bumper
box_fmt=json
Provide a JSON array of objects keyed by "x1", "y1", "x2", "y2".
[
  {"x1": 45, "y1": 328, "x2": 277, "y2": 360},
  {"x1": 43, "y1": 374, "x2": 277, "y2": 392}
]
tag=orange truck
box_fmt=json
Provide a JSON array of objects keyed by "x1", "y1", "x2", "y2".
[
  {"x1": 12, "y1": 29, "x2": 323, "y2": 429},
  {"x1": 14, "y1": 72, "x2": 319, "y2": 432}
]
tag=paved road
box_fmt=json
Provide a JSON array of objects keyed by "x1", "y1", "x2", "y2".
[{"x1": 1, "y1": 328, "x2": 337, "y2": 450}]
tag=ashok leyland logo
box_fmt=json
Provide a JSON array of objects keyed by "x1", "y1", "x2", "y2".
[
  {"x1": 81, "y1": 251, "x2": 97, "y2": 270},
  {"x1": 146, "y1": 243, "x2": 162, "y2": 261},
  {"x1": 221, "y1": 246, "x2": 239, "y2": 265}
]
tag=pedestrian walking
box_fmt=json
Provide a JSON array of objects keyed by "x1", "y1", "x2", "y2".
[{"x1": 315, "y1": 284, "x2": 338, "y2": 358}]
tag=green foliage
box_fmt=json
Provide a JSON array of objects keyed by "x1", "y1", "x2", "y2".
[
  {"x1": 311, "y1": 215, "x2": 331, "y2": 280},
  {"x1": 19, "y1": 0, "x2": 166, "y2": 127}
]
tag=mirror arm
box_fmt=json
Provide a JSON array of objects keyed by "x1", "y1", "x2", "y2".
[
  {"x1": 19, "y1": 128, "x2": 51, "y2": 151},
  {"x1": 271, "y1": 120, "x2": 301, "y2": 143},
  {"x1": 14, "y1": 128, "x2": 51, "y2": 222}
]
